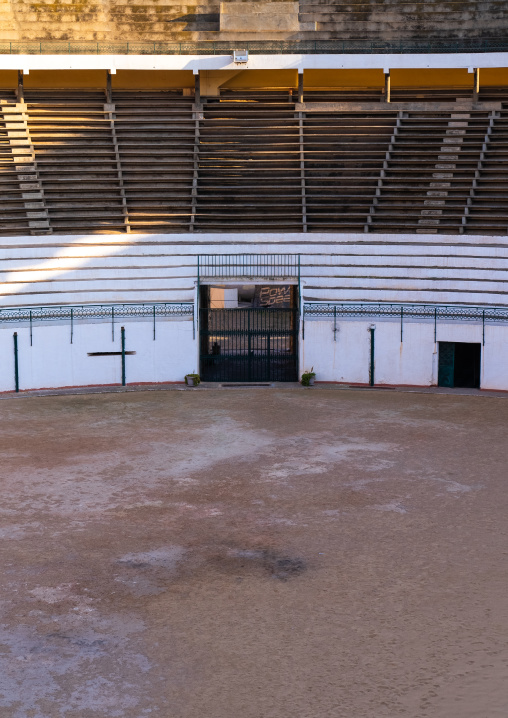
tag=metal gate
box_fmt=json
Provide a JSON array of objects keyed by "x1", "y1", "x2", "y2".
[{"x1": 200, "y1": 308, "x2": 298, "y2": 382}]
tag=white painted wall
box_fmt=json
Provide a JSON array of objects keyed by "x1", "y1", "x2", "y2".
[
  {"x1": 301, "y1": 318, "x2": 508, "y2": 390},
  {"x1": 0, "y1": 318, "x2": 195, "y2": 392},
  {"x1": 2, "y1": 313, "x2": 508, "y2": 391}
]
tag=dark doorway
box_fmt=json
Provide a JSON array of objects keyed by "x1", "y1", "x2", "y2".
[
  {"x1": 438, "y1": 342, "x2": 481, "y2": 388},
  {"x1": 199, "y1": 285, "x2": 298, "y2": 382}
]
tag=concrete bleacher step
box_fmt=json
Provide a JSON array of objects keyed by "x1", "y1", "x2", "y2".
[{"x1": 0, "y1": 92, "x2": 508, "y2": 236}]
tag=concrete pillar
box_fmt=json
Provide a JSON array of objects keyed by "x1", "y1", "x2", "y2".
[
  {"x1": 106, "y1": 70, "x2": 112, "y2": 104},
  {"x1": 194, "y1": 72, "x2": 201, "y2": 104},
  {"x1": 16, "y1": 70, "x2": 23, "y2": 102},
  {"x1": 298, "y1": 70, "x2": 304, "y2": 103},
  {"x1": 384, "y1": 71, "x2": 391, "y2": 103},
  {"x1": 473, "y1": 68, "x2": 480, "y2": 102}
]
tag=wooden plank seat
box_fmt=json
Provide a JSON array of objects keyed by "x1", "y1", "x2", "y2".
[
  {"x1": 112, "y1": 91, "x2": 194, "y2": 232},
  {"x1": 24, "y1": 90, "x2": 125, "y2": 233}
]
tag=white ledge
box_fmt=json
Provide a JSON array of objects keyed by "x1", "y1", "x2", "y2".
[{"x1": 0, "y1": 51, "x2": 507, "y2": 72}]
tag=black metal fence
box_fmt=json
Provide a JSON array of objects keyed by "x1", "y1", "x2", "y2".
[
  {"x1": 200, "y1": 308, "x2": 298, "y2": 382},
  {"x1": 198, "y1": 254, "x2": 300, "y2": 283},
  {"x1": 3, "y1": 39, "x2": 507, "y2": 55}
]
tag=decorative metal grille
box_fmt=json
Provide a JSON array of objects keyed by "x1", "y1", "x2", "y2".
[
  {"x1": 0, "y1": 302, "x2": 194, "y2": 324},
  {"x1": 303, "y1": 303, "x2": 508, "y2": 322},
  {"x1": 198, "y1": 254, "x2": 300, "y2": 282},
  {"x1": 303, "y1": 302, "x2": 508, "y2": 345},
  {"x1": 2, "y1": 39, "x2": 506, "y2": 55}
]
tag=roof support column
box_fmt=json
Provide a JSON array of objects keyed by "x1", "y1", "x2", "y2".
[
  {"x1": 298, "y1": 69, "x2": 304, "y2": 104},
  {"x1": 384, "y1": 70, "x2": 391, "y2": 103},
  {"x1": 473, "y1": 68, "x2": 480, "y2": 103}
]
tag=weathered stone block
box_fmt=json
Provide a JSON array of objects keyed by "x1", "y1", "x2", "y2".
[{"x1": 220, "y1": 2, "x2": 299, "y2": 32}]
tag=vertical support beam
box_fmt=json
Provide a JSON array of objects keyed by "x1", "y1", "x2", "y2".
[
  {"x1": 473, "y1": 68, "x2": 480, "y2": 103},
  {"x1": 13, "y1": 332, "x2": 19, "y2": 392},
  {"x1": 17, "y1": 70, "x2": 24, "y2": 102},
  {"x1": 121, "y1": 326, "x2": 126, "y2": 386},
  {"x1": 106, "y1": 70, "x2": 112, "y2": 103},
  {"x1": 384, "y1": 70, "x2": 391, "y2": 103},
  {"x1": 194, "y1": 71, "x2": 201, "y2": 104},
  {"x1": 298, "y1": 111, "x2": 307, "y2": 232},
  {"x1": 369, "y1": 326, "x2": 375, "y2": 386},
  {"x1": 298, "y1": 70, "x2": 304, "y2": 104}
]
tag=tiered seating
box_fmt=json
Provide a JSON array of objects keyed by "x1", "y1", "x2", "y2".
[
  {"x1": 465, "y1": 108, "x2": 508, "y2": 234},
  {"x1": 390, "y1": 87, "x2": 473, "y2": 102},
  {"x1": 1, "y1": 92, "x2": 508, "y2": 236},
  {"x1": 303, "y1": 110, "x2": 397, "y2": 231},
  {"x1": 370, "y1": 110, "x2": 491, "y2": 233},
  {"x1": 303, "y1": 89, "x2": 384, "y2": 102},
  {"x1": 194, "y1": 94, "x2": 303, "y2": 231},
  {"x1": 112, "y1": 91, "x2": 195, "y2": 232},
  {"x1": 24, "y1": 91, "x2": 127, "y2": 233},
  {"x1": 298, "y1": 0, "x2": 508, "y2": 40},
  {"x1": 0, "y1": 95, "x2": 38, "y2": 235}
]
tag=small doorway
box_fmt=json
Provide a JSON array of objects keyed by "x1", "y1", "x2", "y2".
[
  {"x1": 438, "y1": 342, "x2": 481, "y2": 388},
  {"x1": 199, "y1": 284, "x2": 298, "y2": 382}
]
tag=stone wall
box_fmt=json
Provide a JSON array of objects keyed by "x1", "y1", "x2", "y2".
[{"x1": 1, "y1": 0, "x2": 507, "y2": 43}]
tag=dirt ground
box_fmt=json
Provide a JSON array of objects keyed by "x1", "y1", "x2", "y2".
[{"x1": 0, "y1": 387, "x2": 507, "y2": 718}]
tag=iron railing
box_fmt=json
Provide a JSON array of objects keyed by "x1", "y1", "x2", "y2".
[
  {"x1": 0, "y1": 302, "x2": 194, "y2": 323},
  {"x1": 0, "y1": 302, "x2": 195, "y2": 344},
  {"x1": 303, "y1": 303, "x2": 508, "y2": 321},
  {"x1": 198, "y1": 254, "x2": 300, "y2": 281},
  {"x1": 2, "y1": 39, "x2": 508, "y2": 55},
  {"x1": 303, "y1": 302, "x2": 508, "y2": 344}
]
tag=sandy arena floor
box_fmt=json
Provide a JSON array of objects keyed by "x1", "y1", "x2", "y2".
[{"x1": 0, "y1": 387, "x2": 507, "y2": 718}]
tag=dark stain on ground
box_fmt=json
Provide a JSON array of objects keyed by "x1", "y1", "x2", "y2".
[{"x1": 207, "y1": 548, "x2": 307, "y2": 582}]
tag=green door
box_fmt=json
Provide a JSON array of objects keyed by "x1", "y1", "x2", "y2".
[{"x1": 438, "y1": 342, "x2": 455, "y2": 387}]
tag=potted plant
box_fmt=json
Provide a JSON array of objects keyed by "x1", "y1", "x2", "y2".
[
  {"x1": 185, "y1": 373, "x2": 201, "y2": 387},
  {"x1": 301, "y1": 368, "x2": 316, "y2": 386}
]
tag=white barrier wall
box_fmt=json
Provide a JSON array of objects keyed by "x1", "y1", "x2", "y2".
[
  {"x1": 2, "y1": 314, "x2": 508, "y2": 392},
  {"x1": 1, "y1": 231, "x2": 508, "y2": 391},
  {"x1": 0, "y1": 318, "x2": 195, "y2": 392},
  {"x1": 301, "y1": 318, "x2": 508, "y2": 389}
]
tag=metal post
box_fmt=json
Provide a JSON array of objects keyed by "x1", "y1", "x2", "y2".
[
  {"x1": 106, "y1": 70, "x2": 112, "y2": 103},
  {"x1": 121, "y1": 326, "x2": 126, "y2": 386},
  {"x1": 70, "y1": 307, "x2": 73, "y2": 344},
  {"x1": 434, "y1": 307, "x2": 437, "y2": 343},
  {"x1": 29, "y1": 310, "x2": 32, "y2": 346},
  {"x1": 298, "y1": 71, "x2": 304, "y2": 103},
  {"x1": 384, "y1": 71, "x2": 391, "y2": 103},
  {"x1": 369, "y1": 327, "x2": 375, "y2": 386},
  {"x1": 334, "y1": 305, "x2": 337, "y2": 341},
  {"x1": 473, "y1": 68, "x2": 480, "y2": 103},
  {"x1": 17, "y1": 70, "x2": 24, "y2": 102},
  {"x1": 153, "y1": 305, "x2": 156, "y2": 341},
  {"x1": 111, "y1": 305, "x2": 115, "y2": 341},
  {"x1": 482, "y1": 309, "x2": 485, "y2": 345},
  {"x1": 194, "y1": 72, "x2": 201, "y2": 104},
  {"x1": 400, "y1": 305, "x2": 403, "y2": 342},
  {"x1": 13, "y1": 332, "x2": 19, "y2": 392}
]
